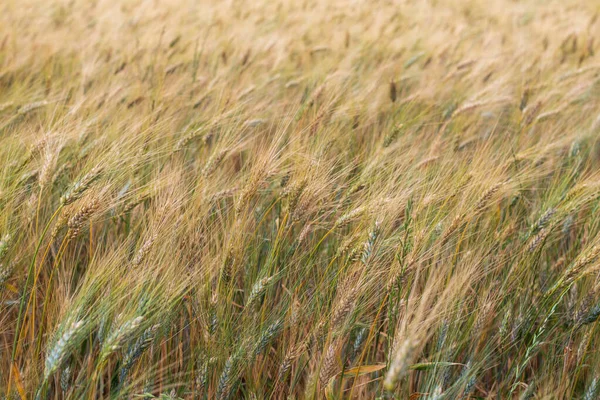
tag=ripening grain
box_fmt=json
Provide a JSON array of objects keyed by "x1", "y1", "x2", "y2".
[{"x1": 1, "y1": 0, "x2": 600, "y2": 399}]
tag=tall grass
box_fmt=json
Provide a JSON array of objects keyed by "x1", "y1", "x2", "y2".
[{"x1": 1, "y1": 0, "x2": 600, "y2": 398}]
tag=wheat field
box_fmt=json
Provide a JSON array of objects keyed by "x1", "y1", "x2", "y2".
[{"x1": 1, "y1": 0, "x2": 600, "y2": 398}]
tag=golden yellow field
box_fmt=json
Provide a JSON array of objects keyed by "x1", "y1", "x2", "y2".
[{"x1": 1, "y1": 0, "x2": 600, "y2": 398}]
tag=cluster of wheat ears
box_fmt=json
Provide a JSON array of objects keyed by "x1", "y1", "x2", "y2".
[{"x1": 1, "y1": 0, "x2": 600, "y2": 398}]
